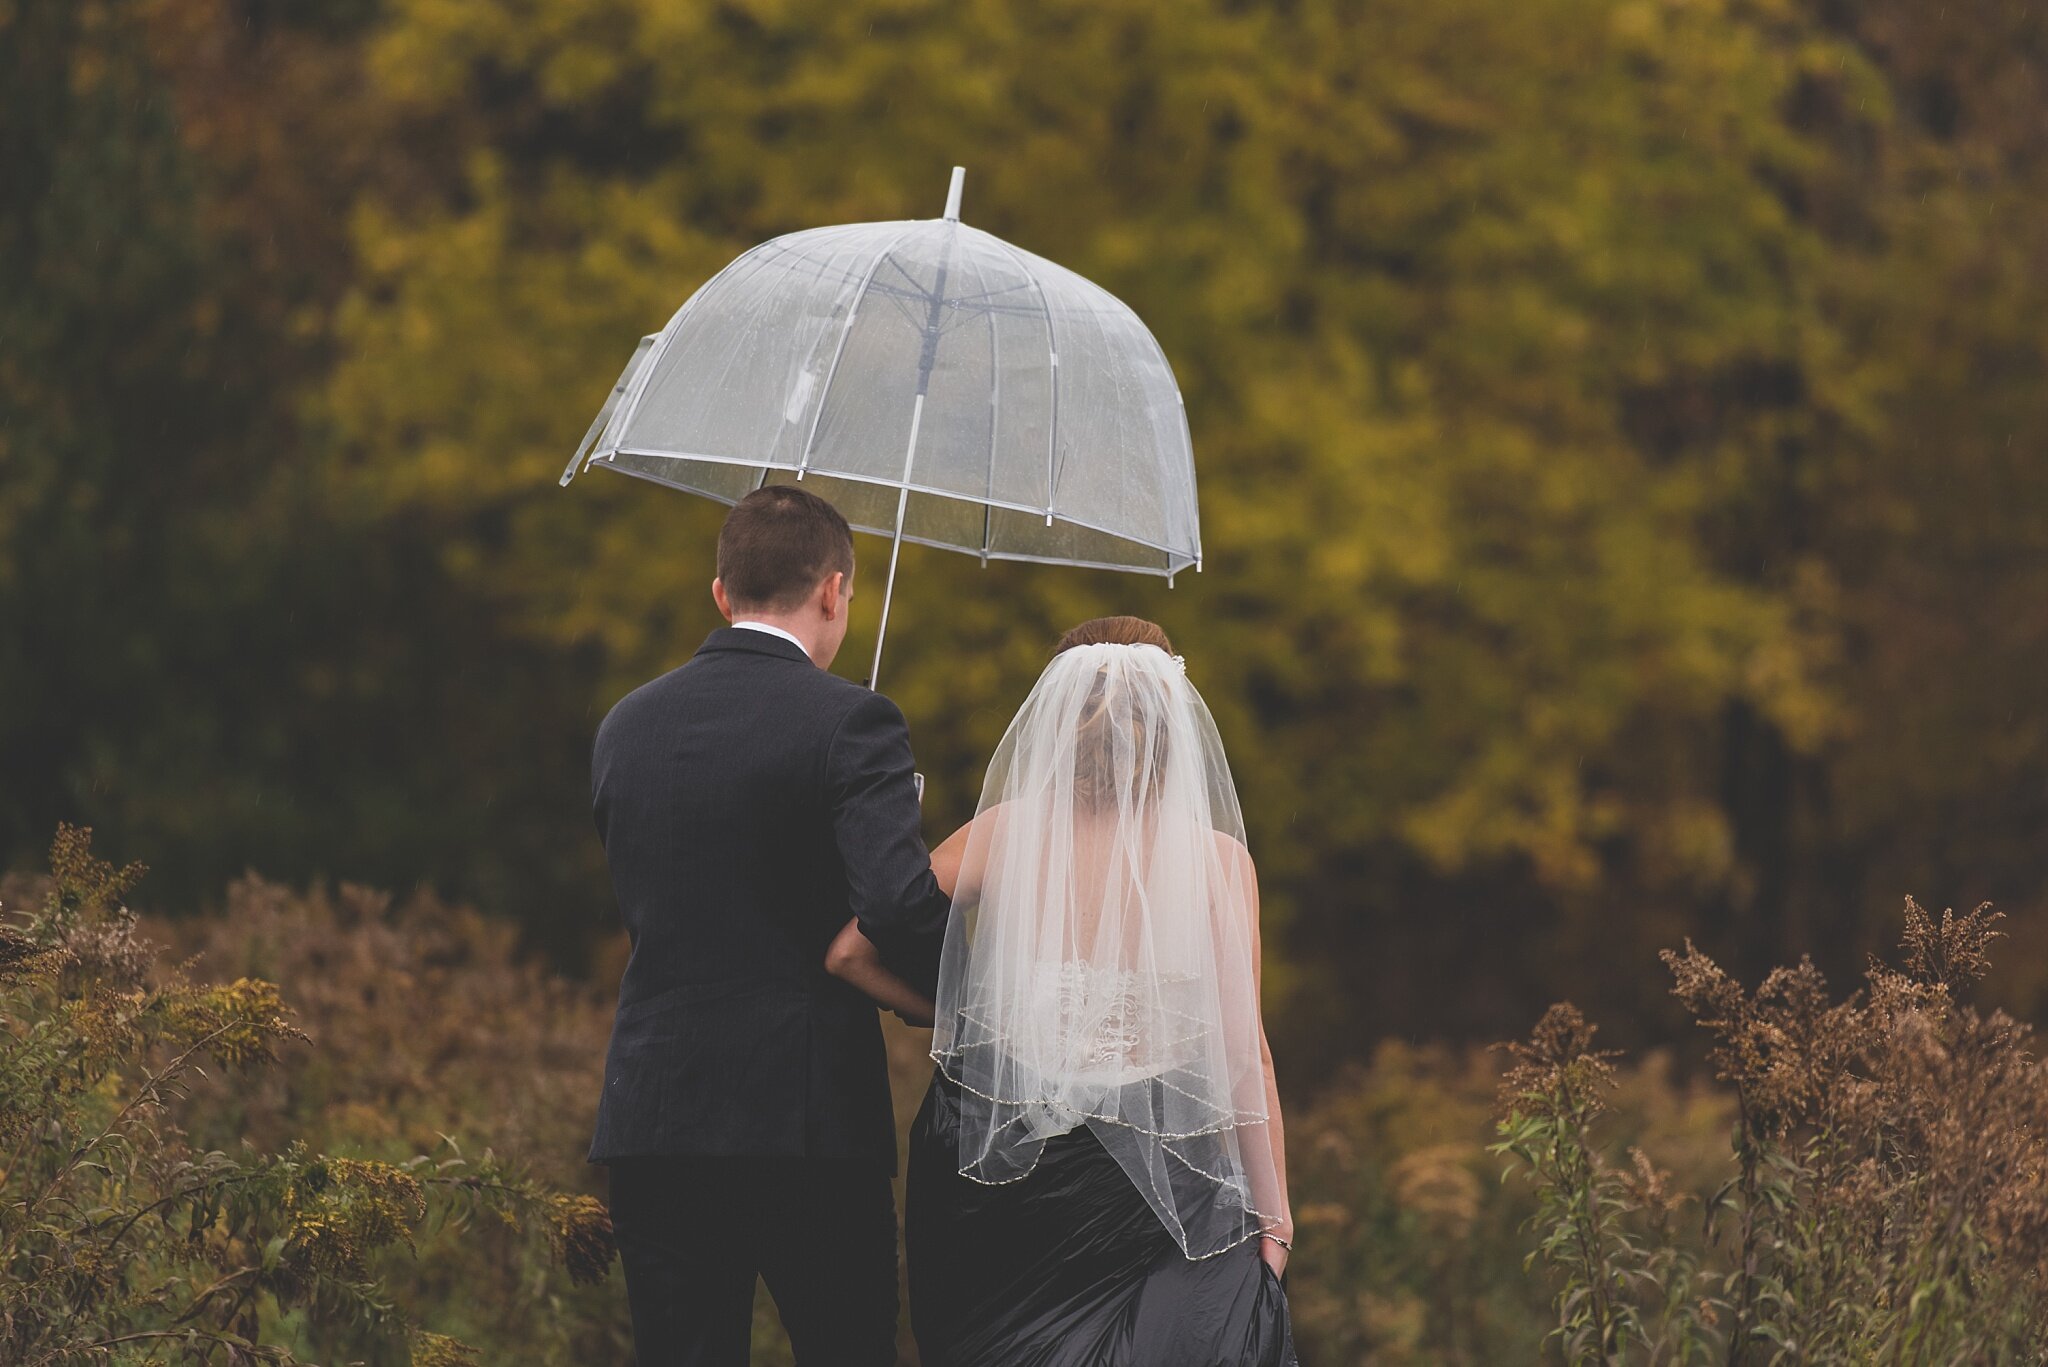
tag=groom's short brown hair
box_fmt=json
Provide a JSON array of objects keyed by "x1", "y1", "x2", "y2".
[{"x1": 716, "y1": 485, "x2": 856, "y2": 611}]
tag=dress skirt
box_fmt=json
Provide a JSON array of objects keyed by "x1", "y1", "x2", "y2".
[{"x1": 906, "y1": 1069, "x2": 1299, "y2": 1367}]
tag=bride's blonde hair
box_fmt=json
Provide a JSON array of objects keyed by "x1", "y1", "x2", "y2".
[{"x1": 1052, "y1": 618, "x2": 1176, "y2": 809}]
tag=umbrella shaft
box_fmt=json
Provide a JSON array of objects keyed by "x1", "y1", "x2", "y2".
[
  {"x1": 869, "y1": 393, "x2": 924, "y2": 690},
  {"x1": 873, "y1": 225, "x2": 954, "y2": 691}
]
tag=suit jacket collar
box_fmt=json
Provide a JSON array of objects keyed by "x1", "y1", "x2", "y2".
[{"x1": 694, "y1": 626, "x2": 815, "y2": 668}]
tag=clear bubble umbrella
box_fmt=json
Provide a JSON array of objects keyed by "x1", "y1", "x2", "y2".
[{"x1": 558, "y1": 167, "x2": 1202, "y2": 688}]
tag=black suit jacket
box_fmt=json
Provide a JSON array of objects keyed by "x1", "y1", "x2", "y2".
[{"x1": 586, "y1": 627, "x2": 951, "y2": 1171}]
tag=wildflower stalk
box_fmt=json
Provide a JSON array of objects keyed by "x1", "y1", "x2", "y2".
[
  {"x1": 1723, "y1": 1098, "x2": 1761, "y2": 1367},
  {"x1": 1493, "y1": 1004, "x2": 1639, "y2": 1363}
]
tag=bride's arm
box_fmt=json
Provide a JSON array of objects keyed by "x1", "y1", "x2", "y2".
[
  {"x1": 827, "y1": 810, "x2": 994, "y2": 1024},
  {"x1": 1225, "y1": 836, "x2": 1295, "y2": 1274},
  {"x1": 929, "y1": 814, "x2": 980, "y2": 900},
  {"x1": 825, "y1": 917, "x2": 936, "y2": 1026},
  {"x1": 825, "y1": 815, "x2": 981, "y2": 1024},
  {"x1": 1254, "y1": 994, "x2": 1295, "y2": 1273}
]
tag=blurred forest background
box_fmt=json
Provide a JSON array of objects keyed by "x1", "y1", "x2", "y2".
[{"x1": 4, "y1": 0, "x2": 2046, "y2": 1358}]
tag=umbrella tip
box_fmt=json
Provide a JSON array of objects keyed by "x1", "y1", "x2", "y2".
[{"x1": 943, "y1": 166, "x2": 965, "y2": 222}]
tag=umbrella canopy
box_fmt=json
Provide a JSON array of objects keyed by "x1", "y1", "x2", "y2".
[{"x1": 561, "y1": 168, "x2": 1202, "y2": 683}]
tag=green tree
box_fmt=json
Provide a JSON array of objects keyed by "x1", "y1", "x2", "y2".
[
  {"x1": 320, "y1": 0, "x2": 1875, "y2": 1052},
  {"x1": 0, "y1": 0, "x2": 614, "y2": 959},
  {"x1": 7, "y1": 0, "x2": 2046, "y2": 1071}
]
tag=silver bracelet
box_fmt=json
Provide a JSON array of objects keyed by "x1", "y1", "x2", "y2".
[{"x1": 1257, "y1": 1232, "x2": 1292, "y2": 1250}]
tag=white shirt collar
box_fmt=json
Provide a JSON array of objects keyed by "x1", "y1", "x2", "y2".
[{"x1": 731, "y1": 620, "x2": 809, "y2": 658}]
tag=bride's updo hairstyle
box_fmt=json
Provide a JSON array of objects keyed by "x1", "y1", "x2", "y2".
[
  {"x1": 1051, "y1": 615, "x2": 1174, "y2": 658},
  {"x1": 1051, "y1": 617, "x2": 1176, "y2": 810}
]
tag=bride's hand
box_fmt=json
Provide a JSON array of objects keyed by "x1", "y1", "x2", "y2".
[
  {"x1": 825, "y1": 917, "x2": 938, "y2": 1025},
  {"x1": 1257, "y1": 1233, "x2": 1289, "y2": 1280}
]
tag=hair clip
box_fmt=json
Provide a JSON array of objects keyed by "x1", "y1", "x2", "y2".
[{"x1": 1171, "y1": 654, "x2": 1187, "y2": 675}]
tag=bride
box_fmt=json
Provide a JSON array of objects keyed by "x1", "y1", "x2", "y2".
[{"x1": 830, "y1": 616, "x2": 1297, "y2": 1367}]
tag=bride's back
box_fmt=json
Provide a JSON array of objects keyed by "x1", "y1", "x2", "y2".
[
  {"x1": 929, "y1": 616, "x2": 1284, "y2": 1262},
  {"x1": 944, "y1": 625, "x2": 1257, "y2": 1058}
]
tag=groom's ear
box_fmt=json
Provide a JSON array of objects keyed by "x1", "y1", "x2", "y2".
[
  {"x1": 711, "y1": 577, "x2": 735, "y2": 622},
  {"x1": 819, "y1": 570, "x2": 847, "y2": 621}
]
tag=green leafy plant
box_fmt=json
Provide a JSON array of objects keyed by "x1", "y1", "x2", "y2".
[
  {"x1": 1493, "y1": 1005, "x2": 1717, "y2": 1365},
  {"x1": 0, "y1": 826, "x2": 614, "y2": 1365}
]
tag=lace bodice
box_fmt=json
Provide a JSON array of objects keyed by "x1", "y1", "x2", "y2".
[{"x1": 1008, "y1": 960, "x2": 1204, "y2": 1084}]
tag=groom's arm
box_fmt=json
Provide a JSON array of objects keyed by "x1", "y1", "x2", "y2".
[{"x1": 825, "y1": 690, "x2": 950, "y2": 997}]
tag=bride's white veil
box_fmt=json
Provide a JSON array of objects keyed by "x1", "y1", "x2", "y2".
[{"x1": 929, "y1": 641, "x2": 1286, "y2": 1259}]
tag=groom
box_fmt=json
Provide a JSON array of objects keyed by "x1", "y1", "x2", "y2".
[{"x1": 587, "y1": 485, "x2": 951, "y2": 1366}]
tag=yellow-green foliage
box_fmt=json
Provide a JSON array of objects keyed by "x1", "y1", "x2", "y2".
[
  {"x1": 300, "y1": 0, "x2": 2048, "y2": 1049},
  {"x1": 11, "y1": 0, "x2": 2048, "y2": 1073},
  {"x1": 326, "y1": 0, "x2": 1858, "y2": 906},
  {"x1": 0, "y1": 828, "x2": 615, "y2": 1367}
]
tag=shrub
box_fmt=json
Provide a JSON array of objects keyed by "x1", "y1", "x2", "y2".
[
  {"x1": 0, "y1": 826, "x2": 613, "y2": 1365},
  {"x1": 1498, "y1": 898, "x2": 2048, "y2": 1364},
  {"x1": 153, "y1": 868, "x2": 640, "y2": 1364}
]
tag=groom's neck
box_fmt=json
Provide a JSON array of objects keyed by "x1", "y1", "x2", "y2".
[{"x1": 728, "y1": 611, "x2": 827, "y2": 668}]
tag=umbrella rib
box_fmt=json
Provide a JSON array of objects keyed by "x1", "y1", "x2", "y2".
[
  {"x1": 858, "y1": 259, "x2": 931, "y2": 330},
  {"x1": 882, "y1": 290, "x2": 926, "y2": 331},
  {"x1": 737, "y1": 238, "x2": 896, "y2": 291},
  {"x1": 983, "y1": 235, "x2": 1060, "y2": 523},
  {"x1": 936, "y1": 305, "x2": 993, "y2": 338},
  {"x1": 561, "y1": 333, "x2": 655, "y2": 486},
  {"x1": 748, "y1": 268, "x2": 1058, "y2": 317},
  {"x1": 876, "y1": 249, "x2": 930, "y2": 295},
  {"x1": 866, "y1": 277, "x2": 1121, "y2": 320},
  {"x1": 1162, "y1": 349, "x2": 1202, "y2": 570},
  {"x1": 599, "y1": 238, "x2": 789, "y2": 459},
  {"x1": 872, "y1": 253, "x2": 936, "y2": 328},
  {"x1": 796, "y1": 225, "x2": 923, "y2": 478},
  {"x1": 861, "y1": 280, "x2": 932, "y2": 305},
  {"x1": 946, "y1": 280, "x2": 1036, "y2": 307},
  {"x1": 980, "y1": 253, "x2": 1003, "y2": 564}
]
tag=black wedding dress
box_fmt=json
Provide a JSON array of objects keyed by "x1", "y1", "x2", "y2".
[{"x1": 906, "y1": 1069, "x2": 1299, "y2": 1367}]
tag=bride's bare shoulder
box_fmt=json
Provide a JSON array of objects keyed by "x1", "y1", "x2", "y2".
[
  {"x1": 958, "y1": 801, "x2": 1021, "y2": 841},
  {"x1": 1210, "y1": 828, "x2": 1255, "y2": 866}
]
